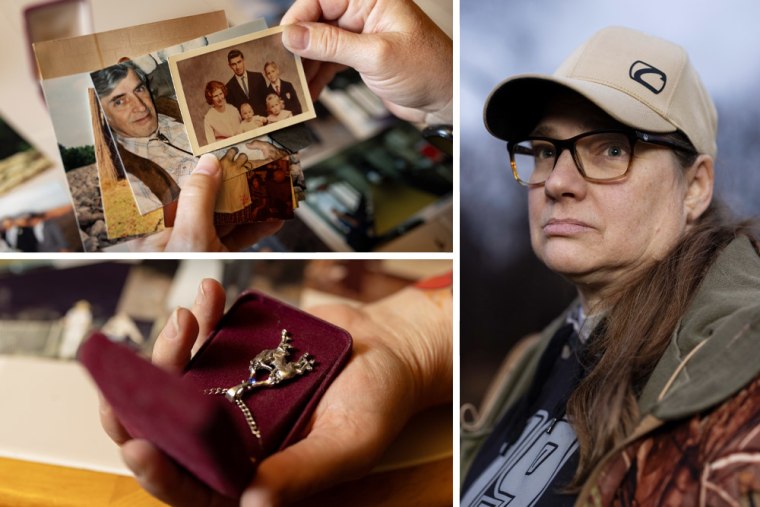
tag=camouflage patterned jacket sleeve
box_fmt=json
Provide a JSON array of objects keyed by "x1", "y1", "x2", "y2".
[{"x1": 586, "y1": 374, "x2": 760, "y2": 507}]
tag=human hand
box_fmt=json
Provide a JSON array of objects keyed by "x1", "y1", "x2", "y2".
[
  {"x1": 131, "y1": 149, "x2": 283, "y2": 251},
  {"x1": 98, "y1": 279, "x2": 231, "y2": 505},
  {"x1": 243, "y1": 280, "x2": 453, "y2": 505},
  {"x1": 245, "y1": 140, "x2": 286, "y2": 162},
  {"x1": 99, "y1": 276, "x2": 452, "y2": 506},
  {"x1": 281, "y1": 0, "x2": 453, "y2": 124}
]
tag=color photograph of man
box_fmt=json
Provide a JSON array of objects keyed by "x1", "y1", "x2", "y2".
[
  {"x1": 91, "y1": 61, "x2": 194, "y2": 214},
  {"x1": 225, "y1": 49, "x2": 268, "y2": 118}
]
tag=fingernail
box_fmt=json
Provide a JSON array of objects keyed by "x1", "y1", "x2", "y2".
[
  {"x1": 164, "y1": 308, "x2": 180, "y2": 340},
  {"x1": 121, "y1": 444, "x2": 143, "y2": 477},
  {"x1": 195, "y1": 280, "x2": 207, "y2": 305},
  {"x1": 283, "y1": 24, "x2": 309, "y2": 51},
  {"x1": 193, "y1": 154, "x2": 220, "y2": 176},
  {"x1": 241, "y1": 488, "x2": 276, "y2": 507}
]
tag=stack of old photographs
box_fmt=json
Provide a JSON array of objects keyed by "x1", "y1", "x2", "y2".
[{"x1": 34, "y1": 12, "x2": 316, "y2": 251}]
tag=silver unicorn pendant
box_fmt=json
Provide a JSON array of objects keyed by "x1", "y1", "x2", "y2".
[
  {"x1": 204, "y1": 329, "x2": 315, "y2": 440},
  {"x1": 224, "y1": 329, "x2": 315, "y2": 402}
]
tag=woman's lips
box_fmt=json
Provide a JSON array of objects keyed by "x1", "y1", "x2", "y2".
[{"x1": 543, "y1": 218, "x2": 594, "y2": 236}]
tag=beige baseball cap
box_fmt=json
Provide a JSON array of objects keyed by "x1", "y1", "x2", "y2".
[{"x1": 484, "y1": 26, "x2": 718, "y2": 157}]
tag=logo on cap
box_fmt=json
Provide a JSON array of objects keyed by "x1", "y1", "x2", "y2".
[{"x1": 629, "y1": 61, "x2": 667, "y2": 94}]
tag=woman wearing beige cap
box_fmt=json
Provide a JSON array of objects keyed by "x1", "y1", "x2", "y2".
[{"x1": 461, "y1": 27, "x2": 760, "y2": 506}]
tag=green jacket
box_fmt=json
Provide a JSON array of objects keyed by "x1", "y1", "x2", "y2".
[{"x1": 461, "y1": 236, "x2": 760, "y2": 505}]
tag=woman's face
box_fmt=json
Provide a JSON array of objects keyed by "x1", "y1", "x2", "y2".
[
  {"x1": 528, "y1": 97, "x2": 691, "y2": 303},
  {"x1": 211, "y1": 88, "x2": 226, "y2": 108}
]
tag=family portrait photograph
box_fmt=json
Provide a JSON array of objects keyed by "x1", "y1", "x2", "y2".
[{"x1": 169, "y1": 26, "x2": 315, "y2": 156}]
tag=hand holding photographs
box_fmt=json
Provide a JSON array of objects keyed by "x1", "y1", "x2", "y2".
[
  {"x1": 37, "y1": 16, "x2": 314, "y2": 250},
  {"x1": 87, "y1": 23, "x2": 311, "y2": 224}
]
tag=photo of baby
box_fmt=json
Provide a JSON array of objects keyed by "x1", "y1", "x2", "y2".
[
  {"x1": 265, "y1": 93, "x2": 293, "y2": 124},
  {"x1": 239, "y1": 103, "x2": 266, "y2": 132}
]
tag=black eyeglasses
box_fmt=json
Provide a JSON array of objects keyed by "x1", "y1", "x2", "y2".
[{"x1": 506, "y1": 129, "x2": 697, "y2": 187}]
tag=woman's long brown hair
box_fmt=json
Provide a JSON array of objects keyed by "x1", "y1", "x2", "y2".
[{"x1": 564, "y1": 149, "x2": 759, "y2": 489}]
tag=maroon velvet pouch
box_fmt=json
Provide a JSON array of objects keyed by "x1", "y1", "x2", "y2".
[{"x1": 79, "y1": 290, "x2": 352, "y2": 498}]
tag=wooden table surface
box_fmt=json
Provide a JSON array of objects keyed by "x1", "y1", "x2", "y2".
[
  {"x1": 0, "y1": 457, "x2": 163, "y2": 507},
  {"x1": 0, "y1": 455, "x2": 452, "y2": 506}
]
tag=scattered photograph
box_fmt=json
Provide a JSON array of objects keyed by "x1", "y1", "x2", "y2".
[
  {"x1": 0, "y1": 114, "x2": 82, "y2": 252},
  {"x1": 0, "y1": 205, "x2": 82, "y2": 253},
  {"x1": 169, "y1": 26, "x2": 315, "y2": 156},
  {"x1": 0, "y1": 115, "x2": 53, "y2": 194},
  {"x1": 214, "y1": 154, "x2": 295, "y2": 224},
  {"x1": 88, "y1": 88, "x2": 167, "y2": 240},
  {"x1": 90, "y1": 58, "x2": 196, "y2": 215}
]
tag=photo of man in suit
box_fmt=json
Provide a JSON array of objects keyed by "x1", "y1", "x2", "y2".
[
  {"x1": 264, "y1": 60, "x2": 302, "y2": 116},
  {"x1": 225, "y1": 49, "x2": 268, "y2": 117}
]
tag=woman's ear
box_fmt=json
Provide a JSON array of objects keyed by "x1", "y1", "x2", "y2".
[{"x1": 684, "y1": 154, "x2": 714, "y2": 223}]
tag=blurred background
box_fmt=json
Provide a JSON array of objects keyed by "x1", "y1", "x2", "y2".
[
  {"x1": 461, "y1": 0, "x2": 760, "y2": 407},
  {"x1": 0, "y1": 259, "x2": 451, "y2": 359}
]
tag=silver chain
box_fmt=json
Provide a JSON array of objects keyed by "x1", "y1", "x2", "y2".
[
  {"x1": 204, "y1": 387, "x2": 263, "y2": 440},
  {"x1": 234, "y1": 399, "x2": 262, "y2": 440}
]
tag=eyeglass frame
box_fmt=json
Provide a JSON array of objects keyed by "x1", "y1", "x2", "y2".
[{"x1": 506, "y1": 128, "x2": 698, "y2": 187}]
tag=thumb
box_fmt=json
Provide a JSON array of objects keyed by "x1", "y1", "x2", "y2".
[
  {"x1": 282, "y1": 22, "x2": 378, "y2": 74},
  {"x1": 165, "y1": 154, "x2": 222, "y2": 251}
]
